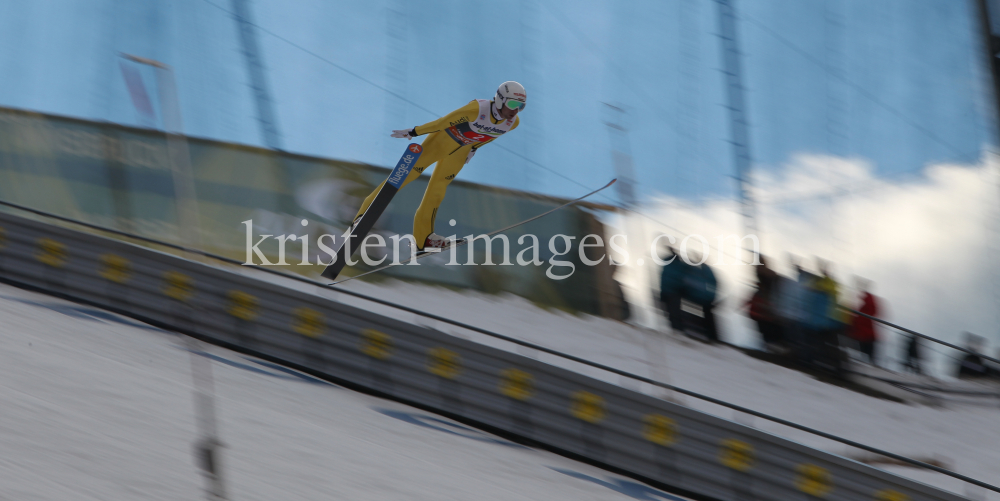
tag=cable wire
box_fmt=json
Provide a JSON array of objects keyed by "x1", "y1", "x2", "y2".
[
  {"x1": 740, "y1": 12, "x2": 979, "y2": 165},
  {"x1": 199, "y1": 0, "x2": 747, "y2": 261},
  {"x1": 199, "y1": 0, "x2": 597, "y2": 194}
]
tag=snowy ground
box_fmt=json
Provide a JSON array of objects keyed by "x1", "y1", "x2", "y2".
[
  {"x1": 0, "y1": 282, "x2": 691, "y2": 501},
  {"x1": 278, "y1": 273, "x2": 1000, "y2": 500}
]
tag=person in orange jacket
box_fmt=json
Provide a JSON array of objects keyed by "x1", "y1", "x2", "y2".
[{"x1": 850, "y1": 278, "x2": 879, "y2": 365}]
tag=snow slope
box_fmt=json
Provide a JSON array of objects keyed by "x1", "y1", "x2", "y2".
[
  {"x1": 0, "y1": 282, "x2": 690, "y2": 501},
  {"x1": 305, "y1": 276, "x2": 999, "y2": 499}
]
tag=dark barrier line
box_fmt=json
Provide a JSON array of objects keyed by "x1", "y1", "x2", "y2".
[
  {"x1": 848, "y1": 370, "x2": 1000, "y2": 397},
  {"x1": 2, "y1": 199, "x2": 997, "y2": 494},
  {"x1": 845, "y1": 308, "x2": 1000, "y2": 366}
]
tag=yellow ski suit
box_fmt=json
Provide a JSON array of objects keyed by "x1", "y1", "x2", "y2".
[{"x1": 354, "y1": 99, "x2": 520, "y2": 248}]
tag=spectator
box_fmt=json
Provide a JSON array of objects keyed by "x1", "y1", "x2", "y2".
[
  {"x1": 747, "y1": 255, "x2": 783, "y2": 351},
  {"x1": 800, "y1": 271, "x2": 825, "y2": 367},
  {"x1": 805, "y1": 259, "x2": 846, "y2": 375},
  {"x1": 775, "y1": 255, "x2": 813, "y2": 363},
  {"x1": 958, "y1": 353, "x2": 989, "y2": 378},
  {"x1": 902, "y1": 334, "x2": 923, "y2": 374},
  {"x1": 659, "y1": 245, "x2": 688, "y2": 333},
  {"x1": 682, "y1": 251, "x2": 720, "y2": 343},
  {"x1": 957, "y1": 332, "x2": 990, "y2": 379},
  {"x1": 850, "y1": 278, "x2": 880, "y2": 365},
  {"x1": 609, "y1": 263, "x2": 630, "y2": 321}
]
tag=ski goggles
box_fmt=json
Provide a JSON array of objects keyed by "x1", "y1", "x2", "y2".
[{"x1": 505, "y1": 99, "x2": 526, "y2": 111}]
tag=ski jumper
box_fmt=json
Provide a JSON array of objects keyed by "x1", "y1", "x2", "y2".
[{"x1": 354, "y1": 99, "x2": 519, "y2": 247}]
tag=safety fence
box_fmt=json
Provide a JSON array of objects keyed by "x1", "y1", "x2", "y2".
[
  {"x1": 0, "y1": 208, "x2": 983, "y2": 501},
  {"x1": 844, "y1": 309, "x2": 1000, "y2": 406}
]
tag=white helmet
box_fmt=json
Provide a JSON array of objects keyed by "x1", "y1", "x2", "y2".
[{"x1": 495, "y1": 81, "x2": 527, "y2": 112}]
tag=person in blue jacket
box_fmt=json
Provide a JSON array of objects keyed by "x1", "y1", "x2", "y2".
[
  {"x1": 659, "y1": 245, "x2": 688, "y2": 333},
  {"x1": 801, "y1": 259, "x2": 846, "y2": 374},
  {"x1": 682, "y1": 252, "x2": 720, "y2": 342}
]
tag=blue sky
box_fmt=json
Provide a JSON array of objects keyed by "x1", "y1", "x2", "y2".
[{"x1": 0, "y1": 0, "x2": 993, "y2": 205}]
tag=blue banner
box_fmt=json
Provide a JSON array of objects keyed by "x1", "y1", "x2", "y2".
[{"x1": 386, "y1": 143, "x2": 422, "y2": 189}]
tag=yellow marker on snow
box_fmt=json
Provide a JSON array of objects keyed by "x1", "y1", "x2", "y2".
[
  {"x1": 642, "y1": 414, "x2": 678, "y2": 446},
  {"x1": 874, "y1": 489, "x2": 909, "y2": 501},
  {"x1": 427, "y1": 347, "x2": 461, "y2": 379},
  {"x1": 360, "y1": 329, "x2": 393, "y2": 360},
  {"x1": 292, "y1": 307, "x2": 325, "y2": 338},
  {"x1": 794, "y1": 463, "x2": 833, "y2": 497},
  {"x1": 499, "y1": 368, "x2": 534, "y2": 401},
  {"x1": 162, "y1": 271, "x2": 194, "y2": 302},
  {"x1": 36, "y1": 238, "x2": 68, "y2": 268},
  {"x1": 719, "y1": 439, "x2": 754, "y2": 472},
  {"x1": 99, "y1": 254, "x2": 131, "y2": 284},
  {"x1": 226, "y1": 290, "x2": 258, "y2": 321},
  {"x1": 570, "y1": 391, "x2": 606, "y2": 424}
]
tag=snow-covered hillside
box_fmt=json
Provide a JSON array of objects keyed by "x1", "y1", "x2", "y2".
[
  {"x1": 310, "y1": 276, "x2": 999, "y2": 499},
  {"x1": 0, "y1": 282, "x2": 689, "y2": 501}
]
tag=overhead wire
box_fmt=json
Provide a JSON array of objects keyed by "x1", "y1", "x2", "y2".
[
  {"x1": 199, "y1": 0, "x2": 596, "y2": 195},
  {"x1": 534, "y1": 1, "x2": 751, "y2": 260},
  {"x1": 197, "y1": 0, "x2": 748, "y2": 261},
  {"x1": 537, "y1": 1, "x2": 673, "y2": 120},
  {"x1": 537, "y1": 2, "x2": 977, "y2": 264},
  {"x1": 738, "y1": 7, "x2": 985, "y2": 215},
  {"x1": 199, "y1": 0, "x2": 985, "y2": 273},
  {"x1": 201, "y1": 0, "x2": 984, "y2": 266},
  {"x1": 740, "y1": 11, "x2": 979, "y2": 166},
  {"x1": 198, "y1": 0, "x2": 980, "y2": 217},
  {"x1": 547, "y1": 4, "x2": 984, "y2": 211}
]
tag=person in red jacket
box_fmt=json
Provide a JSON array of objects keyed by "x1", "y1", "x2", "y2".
[{"x1": 850, "y1": 278, "x2": 879, "y2": 365}]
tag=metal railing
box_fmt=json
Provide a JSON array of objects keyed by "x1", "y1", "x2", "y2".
[{"x1": 848, "y1": 308, "x2": 1000, "y2": 366}]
